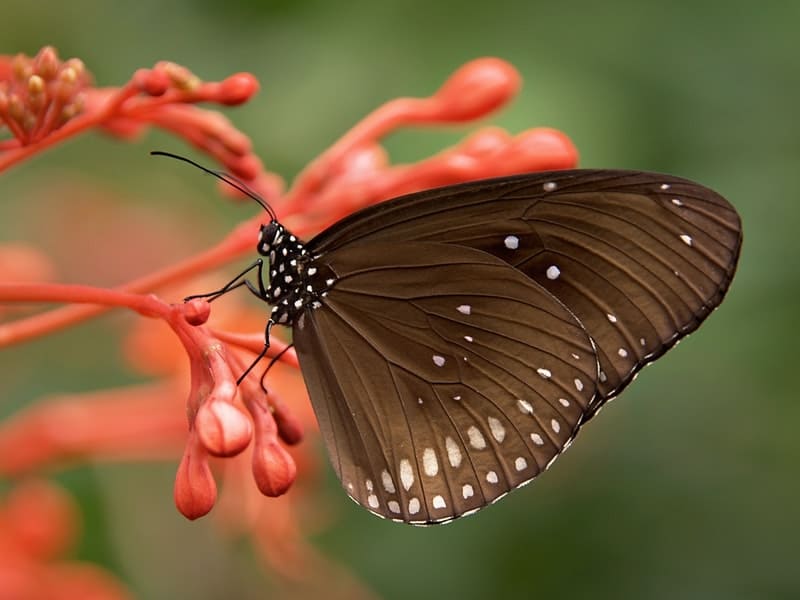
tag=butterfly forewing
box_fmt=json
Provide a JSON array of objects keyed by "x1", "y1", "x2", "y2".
[
  {"x1": 293, "y1": 242, "x2": 598, "y2": 523},
  {"x1": 307, "y1": 170, "x2": 742, "y2": 414}
]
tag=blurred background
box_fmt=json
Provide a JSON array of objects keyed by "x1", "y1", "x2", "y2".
[{"x1": 1, "y1": 0, "x2": 798, "y2": 598}]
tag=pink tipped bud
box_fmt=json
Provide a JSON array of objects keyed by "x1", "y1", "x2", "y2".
[
  {"x1": 12, "y1": 53, "x2": 32, "y2": 81},
  {"x1": 8, "y1": 93, "x2": 24, "y2": 122},
  {"x1": 27, "y1": 74, "x2": 45, "y2": 95},
  {"x1": 218, "y1": 73, "x2": 259, "y2": 105},
  {"x1": 432, "y1": 58, "x2": 521, "y2": 122},
  {"x1": 252, "y1": 439, "x2": 297, "y2": 497},
  {"x1": 195, "y1": 399, "x2": 252, "y2": 457},
  {"x1": 183, "y1": 298, "x2": 211, "y2": 326},
  {"x1": 174, "y1": 439, "x2": 217, "y2": 520},
  {"x1": 161, "y1": 62, "x2": 200, "y2": 91},
  {"x1": 34, "y1": 46, "x2": 59, "y2": 80}
]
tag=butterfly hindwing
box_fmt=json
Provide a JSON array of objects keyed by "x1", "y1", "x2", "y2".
[{"x1": 293, "y1": 242, "x2": 598, "y2": 523}]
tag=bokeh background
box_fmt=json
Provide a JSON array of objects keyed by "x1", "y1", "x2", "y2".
[{"x1": 2, "y1": 0, "x2": 798, "y2": 598}]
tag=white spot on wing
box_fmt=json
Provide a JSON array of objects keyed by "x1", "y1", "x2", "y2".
[
  {"x1": 671, "y1": 198, "x2": 683, "y2": 206},
  {"x1": 607, "y1": 313, "x2": 618, "y2": 323},
  {"x1": 464, "y1": 335, "x2": 474, "y2": 343},
  {"x1": 531, "y1": 433, "x2": 544, "y2": 446},
  {"x1": 446, "y1": 436, "x2": 462, "y2": 468},
  {"x1": 551, "y1": 419, "x2": 561, "y2": 434},
  {"x1": 543, "y1": 181, "x2": 557, "y2": 191},
  {"x1": 400, "y1": 459, "x2": 414, "y2": 491},
  {"x1": 537, "y1": 368, "x2": 552, "y2": 379},
  {"x1": 574, "y1": 378, "x2": 584, "y2": 392},
  {"x1": 467, "y1": 426, "x2": 486, "y2": 450},
  {"x1": 408, "y1": 497, "x2": 421, "y2": 515},
  {"x1": 382, "y1": 470, "x2": 396, "y2": 494},
  {"x1": 546, "y1": 265, "x2": 561, "y2": 280},
  {"x1": 433, "y1": 355, "x2": 446, "y2": 367},
  {"x1": 367, "y1": 494, "x2": 379, "y2": 509},
  {"x1": 517, "y1": 399, "x2": 533, "y2": 414},
  {"x1": 422, "y1": 447, "x2": 439, "y2": 477},
  {"x1": 488, "y1": 416, "x2": 506, "y2": 443},
  {"x1": 457, "y1": 304, "x2": 472, "y2": 315},
  {"x1": 680, "y1": 234, "x2": 693, "y2": 246},
  {"x1": 618, "y1": 347, "x2": 628, "y2": 358},
  {"x1": 462, "y1": 484, "x2": 474, "y2": 499},
  {"x1": 660, "y1": 183, "x2": 671, "y2": 190},
  {"x1": 486, "y1": 471, "x2": 499, "y2": 484},
  {"x1": 388, "y1": 500, "x2": 400, "y2": 514},
  {"x1": 504, "y1": 235, "x2": 520, "y2": 250},
  {"x1": 432, "y1": 495, "x2": 446, "y2": 509},
  {"x1": 515, "y1": 457, "x2": 528, "y2": 471},
  {"x1": 558, "y1": 398, "x2": 570, "y2": 407}
]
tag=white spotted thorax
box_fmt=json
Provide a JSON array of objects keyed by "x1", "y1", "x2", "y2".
[{"x1": 257, "y1": 221, "x2": 334, "y2": 325}]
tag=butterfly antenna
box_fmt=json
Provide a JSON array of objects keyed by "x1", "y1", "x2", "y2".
[{"x1": 150, "y1": 151, "x2": 277, "y2": 221}]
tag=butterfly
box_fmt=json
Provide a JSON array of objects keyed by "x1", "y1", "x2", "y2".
[{"x1": 160, "y1": 154, "x2": 742, "y2": 525}]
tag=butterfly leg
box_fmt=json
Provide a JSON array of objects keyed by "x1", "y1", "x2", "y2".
[
  {"x1": 257, "y1": 343, "x2": 295, "y2": 393},
  {"x1": 184, "y1": 259, "x2": 268, "y2": 303},
  {"x1": 237, "y1": 319, "x2": 275, "y2": 385}
]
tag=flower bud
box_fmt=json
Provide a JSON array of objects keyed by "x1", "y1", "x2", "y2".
[
  {"x1": 431, "y1": 57, "x2": 521, "y2": 122},
  {"x1": 183, "y1": 299, "x2": 210, "y2": 326},
  {"x1": 195, "y1": 399, "x2": 252, "y2": 457},
  {"x1": 218, "y1": 73, "x2": 259, "y2": 105},
  {"x1": 174, "y1": 439, "x2": 217, "y2": 520},
  {"x1": 252, "y1": 439, "x2": 297, "y2": 497}
]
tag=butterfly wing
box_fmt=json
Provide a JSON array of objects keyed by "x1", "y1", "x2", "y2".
[
  {"x1": 293, "y1": 242, "x2": 598, "y2": 523},
  {"x1": 307, "y1": 170, "x2": 742, "y2": 412}
]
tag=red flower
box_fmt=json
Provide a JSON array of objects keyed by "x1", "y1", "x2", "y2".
[
  {"x1": 0, "y1": 48, "x2": 578, "y2": 587},
  {"x1": 0, "y1": 479, "x2": 133, "y2": 600}
]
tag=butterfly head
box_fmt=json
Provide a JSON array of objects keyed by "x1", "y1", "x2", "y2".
[{"x1": 257, "y1": 221, "x2": 284, "y2": 256}]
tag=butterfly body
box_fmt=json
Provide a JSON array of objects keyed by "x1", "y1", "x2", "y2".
[
  {"x1": 251, "y1": 169, "x2": 741, "y2": 524},
  {"x1": 257, "y1": 222, "x2": 334, "y2": 325}
]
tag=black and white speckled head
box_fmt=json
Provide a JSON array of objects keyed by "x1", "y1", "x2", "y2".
[{"x1": 257, "y1": 221, "x2": 336, "y2": 326}]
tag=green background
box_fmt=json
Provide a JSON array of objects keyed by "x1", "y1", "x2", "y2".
[{"x1": 2, "y1": 1, "x2": 798, "y2": 598}]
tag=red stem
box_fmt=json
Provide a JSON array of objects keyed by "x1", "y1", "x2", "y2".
[{"x1": 0, "y1": 219, "x2": 257, "y2": 347}]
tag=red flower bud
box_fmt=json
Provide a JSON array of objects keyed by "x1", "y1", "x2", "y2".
[
  {"x1": 431, "y1": 57, "x2": 521, "y2": 122},
  {"x1": 174, "y1": 438, "x2": 217, "y2": 520},
  {"x1": 183, "y1": 299, "x2": 210, "y2": 326},
  {"x1": 195, "y1": 398, "x2": 252, "y2": 457},
  {"x1": 252, "y1": 439, "x2": 297, "y2": 497},
  {"x1": 218, "y1": 73, "x2": 259, "y2": 106}
]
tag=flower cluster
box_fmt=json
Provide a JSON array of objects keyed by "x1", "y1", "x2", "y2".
[{"x1": 0, "y1": 47, "x2": 578, "y2": 587}]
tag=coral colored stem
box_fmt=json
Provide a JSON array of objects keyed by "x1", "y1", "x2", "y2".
[
  {"x1": 0, "y1": 282, "x2": 168, "y2": 315},
  {"x1": 0, "y1": 220, "x2": 258, "y2": 347}
]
